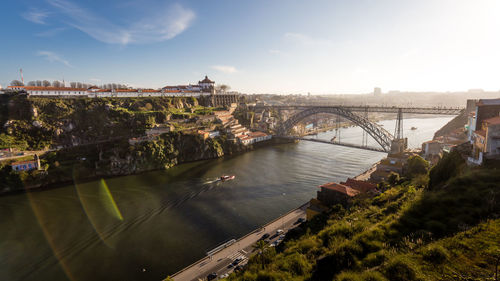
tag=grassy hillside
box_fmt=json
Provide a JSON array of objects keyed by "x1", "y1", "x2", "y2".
[{"x1": 228, "y1": 154, "x2": 500, "y2": 281}]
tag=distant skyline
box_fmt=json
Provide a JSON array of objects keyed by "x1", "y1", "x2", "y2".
[{"x1": 1, "y1": 0, "x2": 499, "y2": 94}]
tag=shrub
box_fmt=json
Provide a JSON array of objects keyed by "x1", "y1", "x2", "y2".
[
  {"x1": 406, "y1": 155, "x2": 429, "y2": 178},
  {"x1": 421, "y1": 245, "x2": 448, "y2": 264},
  {"x1": 278, "y1": 252, "x2": 312, "y2": 276},
  {"x1": 361, "y1": 271, "x2": 388, "y2": 281},
  {"x1": 428, "y1": 151, "x2": 464, "y2": 189},
  {"x1": 335, "y1": 271, "x2": 362, "y2": 281},
  {"x1": 383, "y1": 258, "x2": 417, "y2": 281},
  {"x1": 387, "y1": 172, "x2": 400, "y2": 185},
  {"x1": 362, "y1": 251, "x2": 388, "y2": 267},
  {"x1": 335, "y1": 271, "x2": 388, "y2": 281}
]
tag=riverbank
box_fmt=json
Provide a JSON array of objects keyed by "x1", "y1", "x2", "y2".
[{"x1": 0, "y1": 134, "x2": 287, "y2": 196}]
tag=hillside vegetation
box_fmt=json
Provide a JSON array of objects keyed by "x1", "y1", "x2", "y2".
[
  {"x1": 229, "y1": 153, "x2": 500, "y2": 281},
  {"x1": 0, "y1": 94, "x2": 212, "y2": 150}
]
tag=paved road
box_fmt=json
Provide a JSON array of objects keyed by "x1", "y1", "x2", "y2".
[{"x1": 171, "y1": 204, "x2": 308, "y2": 281}]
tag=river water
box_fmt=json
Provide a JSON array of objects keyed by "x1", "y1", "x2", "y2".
[{"x1": 0, "y1": 117, "x2": 452, "y2": 281}]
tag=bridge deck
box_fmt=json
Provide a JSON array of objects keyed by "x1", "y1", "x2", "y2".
[
  {"x1": 283, "y1": 136, "x2": 387, "y2": 152},
  {"x1": 253, "y1": 105, "x2": 463, "y2": 115}
]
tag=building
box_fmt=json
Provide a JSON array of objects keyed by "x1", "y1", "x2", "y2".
[
  {"x1": 306, "y1": 198, "x2": 330, "y2": 220},
  {"x1": 370, "y1": 151, "x2": 418, "y2": 182},
  {"x1": 238, "y1": 131, "x2": 272, "y2": 145},
  {"x1": 469, "y1": 115, "x2": 500, "y2": 164},
  {"x1": 11, "y1": 155, "x2": 40, "y2": 171},
  {"x1": 341, "y1": 178, "x2": 377, "y2": 193},
  {"x1": 422, "y1": 140, "x2": 443, "y2": 165},
  {"x1": 198, "y1": 76, "x2": 215, "y2": 92},
  {"x1": 6, "y1": 76, "x2": 224, "y2": 99},
  {"x1": 374, "y1": 87, "x2": 382, "y2": 96},
  {"x1": 316, "y1": 182, "x2": 360, "y2": 207},
  {"x1": 474, "y1": 99, "x2": 500, "y2": 130}
]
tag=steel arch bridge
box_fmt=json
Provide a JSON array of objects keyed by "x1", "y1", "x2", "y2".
[{"x1": 276, "y1": 107, "x2": 394, "y2": 152}]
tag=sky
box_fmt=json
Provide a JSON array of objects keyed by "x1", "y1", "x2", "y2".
[{"x1": 1, "y1": 0, "x2": 499, "y2": 94}]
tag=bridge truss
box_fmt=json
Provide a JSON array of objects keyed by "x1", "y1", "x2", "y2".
[{"x1": 276, "y1": 107, "x2": 394, "y2": 152}]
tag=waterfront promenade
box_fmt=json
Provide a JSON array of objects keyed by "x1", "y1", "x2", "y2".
[{"x1": 170, "y1": 203, "x2": 308, "y2": 281}]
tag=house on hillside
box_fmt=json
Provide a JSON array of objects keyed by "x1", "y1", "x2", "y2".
[
  {"x1": 316, "y1": 182, "x2": 360, "y2": 207},
  {"x1": 11, "y1": 155, "x2": 40, "y2": 172},
  {"x1": 469, "y1": 115, "x2": 500, "y2": 164}
]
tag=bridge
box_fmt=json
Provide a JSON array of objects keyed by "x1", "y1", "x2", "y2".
[
  {"x1": 252, "y1": 105, "x2": 464, "y2": 153},
  {"x1": 284, "y1": 136, "x2": 387, "y2": 152}
]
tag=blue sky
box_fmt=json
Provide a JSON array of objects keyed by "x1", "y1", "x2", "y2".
[{"x1": 1, "y1": 0, "x2": 499, "y2": 94}]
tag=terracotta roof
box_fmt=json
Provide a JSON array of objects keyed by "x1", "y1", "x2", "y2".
[
  {"x1": 141, "y1": 89, "x2": 160, "y2": 92},
  {"x1": 199, "y1": 76, "x2": 214, "y2": 83},
  {"x1": 484, "y1": 116, "x2": 500, "y2": 126},
  {"x1": 319, "y1": 182, "x2": 360, "y2": 197},
  {"x1": 249, "y1": 131, "x2": 268, "y2": 137},
  {"x1": 341, "y1": 178, "x2": 376, "y2": 193},
  {"x1": 116, "y1": 89, "x2": 138, "y2": 92},
  {"x1": 11, "y1": 160, "x2": 37, "y2": 166}
]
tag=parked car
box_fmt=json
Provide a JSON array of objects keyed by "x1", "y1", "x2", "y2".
[
  {"x1": 260, "y1": 233, "x2": 270, "y2": 240},
  {"x1": 276, "y1": 229, "x2": 283, "y2": 234},
  {"x1": 294, "y1": 218, "x2": 305, "y2": 224},
  {"x1": 207, "y1": 272, "x2": 217, "y2": 280}
]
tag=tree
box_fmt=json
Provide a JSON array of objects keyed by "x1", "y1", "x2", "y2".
[
  {"x1": 35, "y1": 80, "x2": 42, "y2": 86},
  {"x1": 70, "y1": 82, "x2": 77, "y2": 88},
  {"x1": 76, "y1": 82, "x2": 82, "y2": 88},
  {"x1": 253, "y1": 240, "x2": 268, "y2": 269},
  {"x1": 216, "y1": 84, "x2": 231, "y2": 93},
  {"x1": 387, "y1": 172, "x2": 400, "y2": 185},
  {"x1": 10, "y1": 80, "x2": 24, "y2": 86},
  {"x1": 27, "y1": 81, "x2": 36, "y2": 86},
  {"x1": 52, "y1": 80, "x2": 62, "y2": 87},
  {"x1": 42, "y1": 80, "x2": 51, "y2": 87},
  {"x1": 406, "y1": 155, "x2": 429, "y2": 178},
  {"x1": 429, "y1": 151, "x2": 464, "y2": 189}
]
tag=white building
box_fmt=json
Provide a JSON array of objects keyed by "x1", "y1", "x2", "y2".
[{"x1": 6, "y1": 76, "x2": 217, "y2": 98}]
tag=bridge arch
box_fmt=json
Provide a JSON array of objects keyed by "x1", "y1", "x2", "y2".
[{"x1": 276, "y1": 107, "x2": 394, "y2": 152}]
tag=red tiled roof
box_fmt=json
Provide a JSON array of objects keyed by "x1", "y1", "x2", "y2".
[
  {"x1": 319, "y1": 182, "x2": 360, "y2": 197},
  {"x1": 199, "y1": 76, "x2": 214, "y2": 83},
  {"x1": 484, "y1": 116, "x2": 500, "y2": 126},
  {"x1": 249, "y1": 131, "x2": 268, "y2": 137},
  {"x1": 341, "y1": 178, "x2": 376, "y2": 193},
  {"x1": 116, "y1": 89, "x2": 138, "y2": 92},
  {"x1": 11, "y1": 160, "x2": 37, "y2": 166}
]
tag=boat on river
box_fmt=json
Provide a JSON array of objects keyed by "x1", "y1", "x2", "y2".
[{"x1": 220, "y1": 175, "x2": 235, "y2": 181}]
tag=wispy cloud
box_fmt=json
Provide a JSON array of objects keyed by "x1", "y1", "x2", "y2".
[
  {"x1": 284, "y1": 32, "x2": 332, "y2": 46},
  {"x1": 47, "y1": 0, "x2": 195, "y2": 45},
  {"x1": 212, "y1": 65, "x2": 238, "y2": 74},
  {"x1": 37, "y1": 51, "x2": 73, "y2": 67},
  {"x1": 36, "y1": 27, "x2": 68, "y2": 37},
  {"x1": 22, "y1": 9, "x2": 49, "y2": 24}
]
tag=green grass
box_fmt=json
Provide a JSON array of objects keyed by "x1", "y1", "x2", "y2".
[{"x1": 226, "y1": 158, "x2": 500, "y2": 281}]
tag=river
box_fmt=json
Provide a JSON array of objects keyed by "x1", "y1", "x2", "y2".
[{"x1": 0, "y1": 117, "x2": 452, "y2": 281}]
